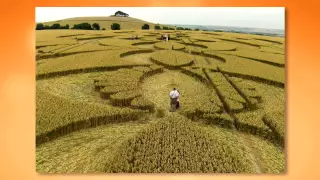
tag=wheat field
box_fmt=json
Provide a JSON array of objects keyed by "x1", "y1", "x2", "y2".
[{"x1": 36, "y1": 28, "x2": 285, "y2": 173}]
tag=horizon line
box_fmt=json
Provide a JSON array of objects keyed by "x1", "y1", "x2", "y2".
[{"x1": 35, "y1": 16, "x2": 285, "y2": 31}]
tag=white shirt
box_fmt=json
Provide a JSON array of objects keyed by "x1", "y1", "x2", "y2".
[{"x1": 170, "y1": 90, "x2": 180, "y2": 98}]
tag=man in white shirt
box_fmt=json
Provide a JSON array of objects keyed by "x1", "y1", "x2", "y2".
[{"x1": 169, "y1": 88, "x2": 180, "y2": 112}]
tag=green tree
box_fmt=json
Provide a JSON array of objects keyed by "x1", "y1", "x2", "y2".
[
  {"x1": 51, "y1": 23, "x2": 61, "y2": 29},
  {"x1": 111, "y1": 23, "x2": 121, "y2": 30},
  {"x1": 63, "y1": 24, "x2": 69, "y2": 29},
  {"x1": 36, "y1": 23, "x2": 44, "y2": 30},
  {"x1": 92, "y1": 23, "x2": 100, "y2": 30},
  {"x1": 154, "y1": 25, "x2": 161, "y2": 30},
  {"x1": 141, "y1": 24, "x2": 150, "y2": 30},
  {"x1": 115, "y1": 11, "x2": 129, "y2": 17},
  {"x1": 163, "y1": 26, "x2": 169, "y2": 30},
  {"x1": 72, "y1": 23, "x2": 93, "y2": 30}
]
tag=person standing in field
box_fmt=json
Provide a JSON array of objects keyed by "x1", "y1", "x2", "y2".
[
  {"x1": 132, "y1": 34, "x2": 134, "y2": 40},
  {"x1": 176, "y1": 89, "x2": 180, "y2": 109},
  {"x1": 169, "y1": 88, "x2": 180, "y2": 112}
]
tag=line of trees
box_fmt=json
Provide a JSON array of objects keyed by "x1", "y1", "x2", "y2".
[
  {"x1": 36, "y1": 21, "x2": 200, "y2": 31},
  {"x1": 176, "y1": 27, "x2": 192, "y2": 30},
  {"x1": 36, "y1": 22, "x2": 101, "y2": 30},
  {"x1": 153, "y1": 24, "x2": 175, "y2": 30},
  {"x1": 36, "y1": 22, "x2": 122, "y2": 30},
  {"x1": 36, "y1": 23, "x2": 69, "y2": 30},
  {"x1": 71, "y1": 22, "x2": 101, "y2": 30}
]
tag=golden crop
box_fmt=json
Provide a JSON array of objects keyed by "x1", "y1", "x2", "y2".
[
  {"x1": 131, "y1": 96, "x2": 155, "y2": 112},
  {"x1": 36, "y1": 28, "x2": 285, "y2": 173},
  {"x1": 202, "y1": 42, "x2": 237, "y2": 51},
  {"x1": 150, "y1": 50, "x2": 194, "y2": 67},
  {"x1": 263, "y1": 111, "x2": 285, "y2": 146},
  {"x1": 104, "y1": 115, "x2": 256, "y2": 173},
  {"x1": 36, "y1": 89, "x2": 145, "y2": 145},
  {"x1": 207, "y1": 72, "x2": 246, "y2": 111},
  {"x1": 154, "y1": 41, "x2": 185, "y2": 50}
]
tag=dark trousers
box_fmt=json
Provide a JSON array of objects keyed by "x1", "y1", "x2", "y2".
[{"x1": 170, "y1": 98, "x2": 178, "y2": 112}]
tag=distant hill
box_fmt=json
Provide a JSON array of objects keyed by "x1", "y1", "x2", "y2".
[
  {"x1": 40, "y1": 16, "x2": 173, "y2": 30},
  {"x1": 168, "y1": 24, "x2": 285, "y2": 37}
]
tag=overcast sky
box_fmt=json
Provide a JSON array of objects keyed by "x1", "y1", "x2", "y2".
[{"x1": 35, "y1": 7, "x2": 285, "y2": 30}]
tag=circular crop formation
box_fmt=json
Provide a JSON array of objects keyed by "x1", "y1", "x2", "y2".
[
  {"x1": 203, "y1": 42, "x2": 237, "y2": 51},
  {"x1": 154, "y1": 41, "x2": 185, "y2": 50},
  {"x1": 150, "y1": 50, "x2": 194, "y2": 67},
  {"x1": 36, "y1": 29, "x2": 285, "y2": 173}
]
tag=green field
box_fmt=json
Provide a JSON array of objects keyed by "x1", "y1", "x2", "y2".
[{"x1": 36, "y1": 19, "x2": 285, "y2": 173}]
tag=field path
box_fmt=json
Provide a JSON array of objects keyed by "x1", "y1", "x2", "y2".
[{"x1": 141, "y1": 69, "x2": 212, "y2": 112}]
